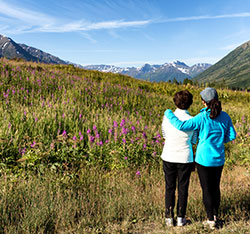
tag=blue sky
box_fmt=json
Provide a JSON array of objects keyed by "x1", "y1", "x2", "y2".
[{"x1": 0, "y1": 0, "x2": 250, "y2": 67}]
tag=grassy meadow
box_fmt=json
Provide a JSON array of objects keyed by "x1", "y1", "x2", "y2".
[{"x1": 0, "y1": 58, "x2": 249, "y2": 233}]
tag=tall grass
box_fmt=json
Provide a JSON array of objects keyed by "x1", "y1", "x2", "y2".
[{"x1": 0, "y1": 166, "x2": 249, "y2": 233}]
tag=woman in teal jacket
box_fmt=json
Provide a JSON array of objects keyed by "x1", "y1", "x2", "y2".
[{"x1": 165, "y1": 87, "x2": 236, "y2": 229}]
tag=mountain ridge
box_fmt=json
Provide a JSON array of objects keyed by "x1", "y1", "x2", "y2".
[
  {"x1": 0, "y1": 34, "x2": 68, "y2": 64},
  {"x1": 194, "y1": 40, "x2": 250, "y2": 89},
  {"x1": 83, "y1": 61, "x2": 211, "y2": 82}
]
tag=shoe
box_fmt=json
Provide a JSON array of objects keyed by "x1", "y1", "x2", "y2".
[
  {"x1": 165, "y1": 218, "x2": 174, "y2": 227},
  {"x1": 203, "y1": 220, "x2": 216, "y2": 229},
  {"x1": 177, "y1": 217, "x2": 187, "y2": 226}
]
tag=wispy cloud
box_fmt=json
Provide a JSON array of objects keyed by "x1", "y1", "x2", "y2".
[
  {"x1": 0, "y1": 0, "x2": 152, "y2": 34},
  {"x1": 159, "y1": 12, "x2": 250, "y2": 23},
  {"x1": 38, "y1": 19, "x2": 152, "y2": 33},
  {"x1": 1, "y1": 0, "x2": 250, "y2": 35},
  {"x1": 0, "y1": 0, "x2": 53, "y2": 25}
]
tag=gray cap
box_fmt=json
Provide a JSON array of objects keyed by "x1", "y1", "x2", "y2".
[{"x1": 200, "y1": 87, "x2": 218, "y2": 103}]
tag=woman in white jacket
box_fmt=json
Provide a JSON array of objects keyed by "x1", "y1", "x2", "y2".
[{"x1": 161, "y1": 90, "x2": 197, "y2": 227}]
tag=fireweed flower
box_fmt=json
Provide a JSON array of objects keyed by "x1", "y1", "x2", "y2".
[
  {"x1": 72, "y1": 136, "x2": 77, "y2": 141},
  {"x1": 136, "y1": 171, "x2": 141, "y2": 176},
  {"x1": 90, "y1": 136, "x2": 95, "y2": 142},
  {"x1": 113, "y1": 121, "x2": 118, "y2": 128},
  {"x1": 87, "y1": 129, "x2": 91, "y2": 134},
  {"x1": 156, "y1": 133, "x2": 161, "y2": 138},
  {"x1": 120, "y1": 119, "x2": 125, "y2": 127},
  {"x1": 131, "y1": 126, "x2": 136, "y2": 133},
  {"x1": 31, "y1": 141, "x2": 36, "y2": 148},
  {"x1": 93, "y1": 125, "x2": 97, "y2": 131},
  {"x1": 121, "y1": 127, "x2": 128, "y2": 135},
  {"x1": 108, "y1": 129, "x2": 112, "y2": 134},
  {"x1": 124, "y1": 156, "x2": 128, "y2": 160},
  {"x1": 62, "y1": 130, "x2": 67, "y2": 137},
  {"x1": 122, "y1": 138, "x2": 126, "y2": 144}
]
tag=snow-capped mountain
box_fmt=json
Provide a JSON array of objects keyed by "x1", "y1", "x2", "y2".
[{"x1": 83, "y1": 61, "x2": 211, "y2": 82}]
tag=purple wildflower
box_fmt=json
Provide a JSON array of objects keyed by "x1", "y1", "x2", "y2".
[
  {"x1": 131, "y1": 126, "x2": 136, "y2": 132},
  {"x1": 62, "y1": 130, "x2": 67, "y2": 137},
  {"x1": 136, "y1": 171, "x2": 141, "y2": 176},
  {"x1": 121, "y1": 127, "x2": 128, "y2": 135},
  {"x1": 113, "y1": 121, "x2": 118, "y2": 128},
  {"x1": 90, "y1": 136, "x2": 95, "y2": 142},
  {"x1": 31, "y1": 141, "x2": 36, "y2": 148},
  {"x1": 120, "y1": 119, "x2": 125, "y2": 127},
  {"x1": 72, "y1": 136, "x2": 77, "y2": 141}
]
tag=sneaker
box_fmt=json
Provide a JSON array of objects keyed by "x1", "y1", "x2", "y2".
[
  {"x1": 165, "y1": 218, "x2": 174, "y2": 227},
  {"x1": 177, "y1": 217, "x2": 187, "y2": 226},
  {"x1": 203, "y1": 220, "x2": 216, "y2": 229}
]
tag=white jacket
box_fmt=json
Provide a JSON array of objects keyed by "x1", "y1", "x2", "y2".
[{"x1": 161, "y1": 108, "x2": 197, "y2": 163}]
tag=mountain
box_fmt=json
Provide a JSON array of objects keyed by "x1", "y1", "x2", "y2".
[
  {"x1": 194, "y1": 40, "x2": 250, "y2": 89},
  {"x1": 0, "y1": 34, "x2": 67, "y2": 64},
  {"x1": 83, "y1": 61, "x2": 211, "y2": 82},
  {"x1": 0, "y1": 34, "x2": 37, "y2": 61},
  {"x1": 19, "y1": 44, "x2": 67, "y2": 64}
]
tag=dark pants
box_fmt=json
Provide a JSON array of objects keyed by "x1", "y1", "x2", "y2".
[
  {"x1": 163, "y1": 161, "x2": 193, "y2": 218},
  {"x1": 196, "y1": 163, "x2": 223, "y2": 221}
]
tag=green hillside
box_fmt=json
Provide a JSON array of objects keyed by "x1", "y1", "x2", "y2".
[
  {"x1": 194, "y1": 40, "x2": 250, "y2": 89},
  {"x1": 0, "y1": 58, "x2": 249, "y2": 233}
]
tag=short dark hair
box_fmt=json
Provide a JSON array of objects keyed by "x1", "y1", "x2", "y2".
[{"x1": 173, "y1": 90, "x2": 193, "y2": 110}]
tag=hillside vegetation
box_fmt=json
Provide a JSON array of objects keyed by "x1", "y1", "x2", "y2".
[
  {"x1": 0, "y1": 58, "x2": 249, "y2": 233},
  {"x1": 194, "y1": 40, "x2": 250, "y2": 89}
]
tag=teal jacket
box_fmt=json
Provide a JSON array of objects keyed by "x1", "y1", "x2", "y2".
[{"x1": 164, "y1": 108, "x2": 236, "y2": 167}]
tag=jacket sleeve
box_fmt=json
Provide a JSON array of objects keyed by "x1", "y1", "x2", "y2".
[
  {"x1": 191, "y1": 130, "x2": 198, "y2": 144},
  {"x1": 164, "y1": 109, "x2": 201, "y2": 131},
  {"x1": 224, "y1": 117, "x2": 237, "y2": 143}
]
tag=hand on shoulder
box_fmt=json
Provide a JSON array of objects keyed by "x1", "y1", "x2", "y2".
[{"x1": 164, "y1": 109, "x2": 173, "y2": 117}]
